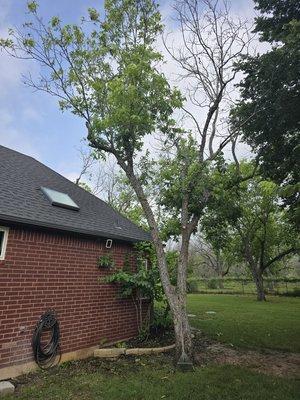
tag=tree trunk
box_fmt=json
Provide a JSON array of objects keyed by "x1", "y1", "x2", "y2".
[
  {"x1": 218, "y1": 276, "x2": 224, "y2": 289},
  {"x1": 252, "y1": 269, "x2": 266, "y2": 301},
  {"x1": 119, "y1": 163, "x2": 194, "y2": 368},
  {"x1": 172, "y1": 297, "x2": 193, "y2": 369},
  {"x1": 216, "y1": 252, "x2": 226, "y2": 289},
  {"x1": 244, "y1": 240, "x2": 266, "y2": 301}
]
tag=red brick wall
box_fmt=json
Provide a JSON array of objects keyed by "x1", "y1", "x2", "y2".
[{"x1": 0, "y1": 225, "x2": 141, "y2": 370}]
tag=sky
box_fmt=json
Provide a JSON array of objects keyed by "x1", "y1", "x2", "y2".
[{"x1": 0, "y1": 0, "x2": 257, "y2": 185}]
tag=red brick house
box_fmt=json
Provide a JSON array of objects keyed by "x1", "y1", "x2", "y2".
[{"x1": 0, "y1": 145, "x2": 150, "y2": 379}]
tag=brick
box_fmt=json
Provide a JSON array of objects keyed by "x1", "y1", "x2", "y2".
[{"x1": 0, "y1": 226, "x2": 145, "y2": 371}]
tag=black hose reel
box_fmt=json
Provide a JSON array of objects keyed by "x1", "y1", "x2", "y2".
[{"x1": 32, "y1": 310, "x2": 61, "y2": 369}]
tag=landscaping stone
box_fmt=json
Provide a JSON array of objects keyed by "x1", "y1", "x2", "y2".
[
  {"x1": 0, "y1": 381, "x2": 15, "y2": 396},
  {"x1": 94, "y1": 344, "x2": 175, "y2": 359},
  {"x1": 126, "y1": 348, "x2": 153, "y2": 356},
  {"x1": 94, "y1": 348, "x2": 125, "y2": 358}
]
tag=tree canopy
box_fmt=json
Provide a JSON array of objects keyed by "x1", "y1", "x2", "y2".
[
  {"x1": 201, "y1": 162, "x2": 299, "y2": 300},
  {"x1": 231, "y1": 0, "x2": 300, "y2": 224}
]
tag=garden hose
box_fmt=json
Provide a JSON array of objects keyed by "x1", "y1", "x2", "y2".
[{"x1": 32, "y1": 310, "x2": 61, "y2": 369}]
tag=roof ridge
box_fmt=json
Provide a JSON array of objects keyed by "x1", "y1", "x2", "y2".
[{"x1": 0, "y1": 144, "x2": 40, "y2": 163}]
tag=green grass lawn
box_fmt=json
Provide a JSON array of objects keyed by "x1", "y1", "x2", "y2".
[
  {"x1": 4, "y1": 356, "x2": 300, "y2": 400},
  {"x1": 187, "y1": 294, "x2": 300, "y2": 352}
]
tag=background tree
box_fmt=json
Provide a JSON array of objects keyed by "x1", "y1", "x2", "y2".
[
  {"x1": 1, "y1": 0, "x2": 252, "y2": 364},
  {"x1": 231, "y1": 0, "x2": 300, "y2": 225},
  {"x1": 74, "y1": 146, "x2": 151, "y2": 227},
  {"x1": 189, "y1": 233, "x2": 234, "y2": 287},
  {"x1": 202, "y1": 163, "x2": 299, "y2": 300}
]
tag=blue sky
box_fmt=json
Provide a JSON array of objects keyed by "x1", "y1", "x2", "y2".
[{"x1": 0, "y1": 0, "x2": 255, "y2": 182}]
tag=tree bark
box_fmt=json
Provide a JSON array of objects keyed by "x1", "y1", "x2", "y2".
[
  {"x1": 244, "y1": 238, "x2": 266, "y2": 301},
  {"x1": 118, "y1": 160, "x2": 193, "y2": 365},
  {"x1": 173, "y1": 301, "x2": 193, "y2": 360},
  {"x1": 252, "y1": 268, "x2": 266, "y2": 301},
  {"x1": 169, "y1": 226, "x2": 193, "y2": 365}
]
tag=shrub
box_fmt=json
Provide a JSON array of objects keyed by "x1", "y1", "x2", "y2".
[
  {"x1": 279, "y1": 288, "x2": 300, "y2": 297},
  {"x1": 187, "y1": 277, "x2": 199, "y2": 293},
  {"x1": 150, "y1": 307, "x2": 173, "y2": 333},
  {"x1": 206, "y1": 278, "x2": 219, "y2": 289}
]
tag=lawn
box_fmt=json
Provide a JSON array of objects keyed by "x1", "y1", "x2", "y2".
[
  {"x1": 187, "y1": 294, "x2": 300, "y2": 352},
  {"x1": 4, "y1": 356, "x2": 300, "y2": 400}
]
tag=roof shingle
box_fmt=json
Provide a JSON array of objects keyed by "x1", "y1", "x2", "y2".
[{"x1": 0, "y1": 145, "x2": 151, "y2": 242}]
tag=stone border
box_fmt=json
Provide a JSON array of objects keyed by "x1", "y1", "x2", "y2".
[
  {"x1": 0, "y1": 342, "x2": 175, "y2": 381},
  {"x1": 94, "y1": 344, "x2": 175, "y2": 358}
]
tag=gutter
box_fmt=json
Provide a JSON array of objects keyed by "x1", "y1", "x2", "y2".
[{"x1": 0, "y1": 213, "x2": 152, "y2": 243}]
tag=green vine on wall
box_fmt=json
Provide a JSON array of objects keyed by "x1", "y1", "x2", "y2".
[
  {"x1": 105, "y1": 242, "x2": 165, "y2": 337},
  {"x1": 98, "y1": 254, "x2": 114, "y2": 269}
]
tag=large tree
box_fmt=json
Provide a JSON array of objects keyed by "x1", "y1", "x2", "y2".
[
  {"x1": 1, "y1": 0, "x2": 251, "y2": 364},
  {"x1": 202, "y1": 162, "x2": 299, "y2": 301},
  {"x1": 231, "y1": 0, "x2": 300, "y2": 224}
]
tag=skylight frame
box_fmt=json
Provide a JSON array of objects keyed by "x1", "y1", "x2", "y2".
[{"x1": 41, "y1": 187, "x2": 80, "y2": 211}]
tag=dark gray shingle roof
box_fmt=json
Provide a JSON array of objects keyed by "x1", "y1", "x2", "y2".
[{"x1": 0, "y1": 145, "x2": 151, "y2": 242}]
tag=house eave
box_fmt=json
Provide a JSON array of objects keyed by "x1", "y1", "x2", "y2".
[{"x1": 0, "y1": 213, "x2": 151, "y2": 243}]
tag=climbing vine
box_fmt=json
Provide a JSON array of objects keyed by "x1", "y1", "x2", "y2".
[{"x1": 106, "y1": 242, "x2": 165, "y2": 338}]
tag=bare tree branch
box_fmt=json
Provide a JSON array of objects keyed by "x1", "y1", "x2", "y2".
[{"x1": 164, "y1": 0, "x2": 253, "y2": 161}]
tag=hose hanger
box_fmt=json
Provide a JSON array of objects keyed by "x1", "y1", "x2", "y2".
[{"x1": 32, "y1": 310, "x2": 61, "y2": 369}]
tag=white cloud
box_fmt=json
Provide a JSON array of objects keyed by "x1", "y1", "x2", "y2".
[
  {"x1": 0, "y1": 110, "x2": 41, "y2": 160},
  {"x1": 0, "y1": 0, "x2": 42, "y2": 159},
  {"x1": 21, "y1": 106, "x2": 42, "y2": 122},
  {"x1": 0, "y1": 45, "x2": 26, "y2": 96},
  {"x1": 0, "y1": 2, "x2": 26, "y2": 95},
  {"x1": 0, "y1": 0, "x2": 11, "y2": 25}
]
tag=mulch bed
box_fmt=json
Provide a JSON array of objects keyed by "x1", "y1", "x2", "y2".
[{"x1": 124, "y1": 327, "x2": 175, "y2": 348}]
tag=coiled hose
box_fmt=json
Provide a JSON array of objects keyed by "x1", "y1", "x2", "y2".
[{"x1": 32, "y1": 310, "x2": 61, "y2": 369}]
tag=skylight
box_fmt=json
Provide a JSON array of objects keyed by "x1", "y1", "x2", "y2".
[{"x1": 41, "y1": 187, "x2": 80, "y2": 211}]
